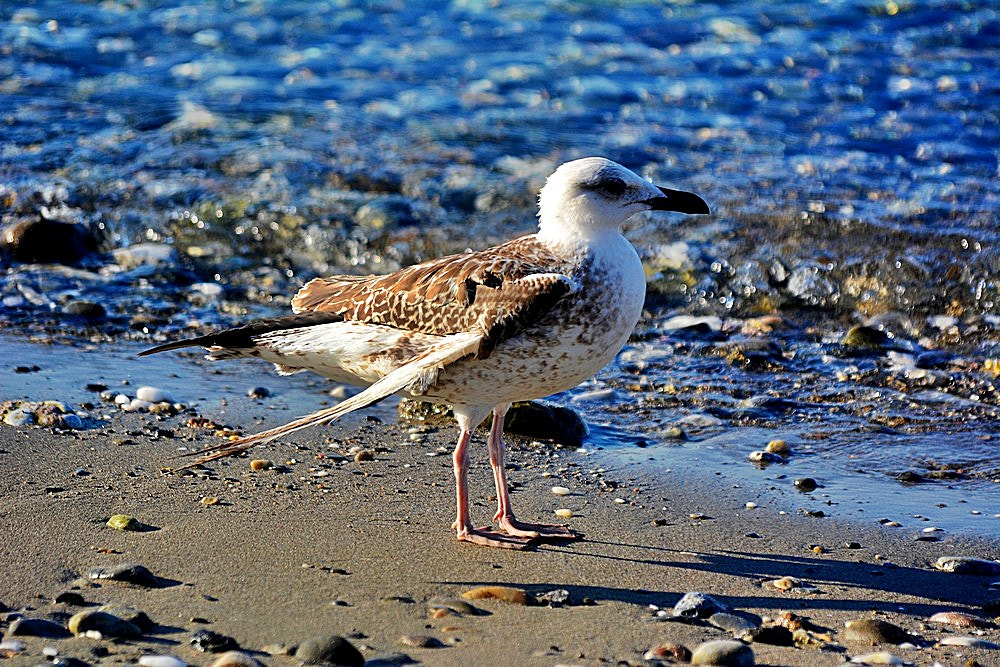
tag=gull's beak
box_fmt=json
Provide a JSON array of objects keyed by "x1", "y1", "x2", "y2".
[{"x1": 643, "y1": 186, "x2": 710, "y2": 215}]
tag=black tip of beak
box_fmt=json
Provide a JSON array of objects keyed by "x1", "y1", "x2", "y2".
[{"x1": 645, "y1": 187, "x2": 710, "y2": 215}]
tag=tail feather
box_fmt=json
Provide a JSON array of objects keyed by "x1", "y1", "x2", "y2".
[
  {"x1": 139, "y1": 312, "x2": 344, "y2": 357},
  {"x1": 172, "y1": 331, "x2": 481, "y2": 470}
]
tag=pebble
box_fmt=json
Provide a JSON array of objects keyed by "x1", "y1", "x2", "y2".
[
  {"x1": 842, "y1": 619, "x2": 911, "y2": 645},
  {"x1": 744, "y1": 502, "x2": 757, "y2": 509},
  {"x1": 673, "y1": 592, "x2": 729, "y2": 618},
  {"x1": 249, "y1": 459, "x2": 271, "y2": 471},
  {"x1": 190, "y1": 629, "x2": 239, "y2": 653},
  {"x1": 87, "y1": 563, "x2": 165, "y2": 587},
  {"x1": 399, "y1": 635, "x2": 443, "y2": 648},
  {"x1": 462, "y1": 586, "x2": 533, "y2": 605},
  {"x1": 112, "y1": 243, "x2": 178, "y2": 269},
  {"x1": 849, "y1": 652, "x2": 903, "y2": 665},
  {"x1": 8, "y1": 618, "x2": 72, "y2": 638},
  {"x1": 354, "y1": 449, "x2": 374, "y2": 462},
  {"x1": 747, "y1": 450, "x2": 784, "y2": 464},
  {"x1": 550, "y1": 486, "x2": 571, "y2": 496},
  {"x1": 247, "y1": 386, "x2": 270, "y2": 398},
  {"x1": 3, "y1": 409, "x2": 35, "y2": 426},
  {"x1": 136, "y1": 386, "x2": 173, "y2": 403},
  {"x1": 1, "y1": 218, "x2": 99, "y2": 264},
  {"x1": 68, "y1": 610, "x2": 141, "y2": 638},
  {"x1": 765, "y1": 439, "x2": 790, "y2": 455},
  {"x1": 208, "y1": 651, "x2": 264, "y2": 667},
  {"x1": 294, "y1": 634, "x2": 364, "y2": 666},
  {"x1": 709, "y1": 612, "x2": 758, "y2": 634},
  {"x1": 741, "y1": 625, "x2": 795, "y2": 646},
  {"x1": 936, "y1": 636, "x2": 1000, "y2": 649},
  {"x1": 934, "y1": 556, "x2": 1000, "y2": 575},
  {"x1": 928, "y1": 610, "x2": 988, "y2": 627},
  {"x1": 54, "y1": 591, "x2": 86, "y2": 605},
  {"x1": 554, "y1": 508, "x2": 573, "y2": 518},
  {"x1": 138, "y1": 656, "x2": 187, "y2": 667},
  {"x1": 764, "y1": 576, "x2": 815, "y2": 592},
  {"x1": 107, "y1": 514, "x2": 145, "y2": 531},
  {"x1": 794, "y1": 477, "x2": 818, "y2": 492},
  {"x1": 643, "y1": 642, "x2": 692, "y2": 663},
  {"x1": 63, "y1": 300, "x2": 106, "y2": 320},
  {"x1": 690, "y1": 639, "x2": 754, "y2": 666},
  {"x1": 0, "y1": 640, "x2": 25, "y2": 653}
]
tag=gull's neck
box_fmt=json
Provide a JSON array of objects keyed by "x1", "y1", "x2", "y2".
[{"x1": 535, "y1": 212, "x2": 625, "y2": 257}]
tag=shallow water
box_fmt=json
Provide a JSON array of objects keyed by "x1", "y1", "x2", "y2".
[{"x1": 1, "y1": 2, "x2": 998, "y2": 535}]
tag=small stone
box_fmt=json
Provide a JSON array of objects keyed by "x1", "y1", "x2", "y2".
[
  {"x1": 64, "y1": 300, "x2": 106, "y2": 320},
  {"x1": 673, "y1": 592, "x2": 729, "y2": 618},
  {"x1": 936, "y1": 636, "x2": 1000, "y2": 649},
  {"x1": 136, "y1": 386, "x2": 172, "y2": 403},
  {"x1": 841, "y1": 325, "x2": 890, "y2": 350},
  {"x1": 843, "y1": 619, "x2": 912, "y2": 645},
  {"x1": 765, "y1": 439, "x2": 790, "y2": 455},
  {"x1": 747, "y1": 450, "x2": 784, "y2": 464},
  {"x1": 138, "y1": 656, "x2": 187, "y2": 667},
  {"x1": 2, "y1": 218, "x2": 99, "y2": 264},
  {"x1": 68, "y1": 610, "x2": 141, "y2": 638},
  {"x1": 550, "y1": 486, "x2": 571, "y2": 496},
  {"x1": 208, "y1": 651, "x2": 264, "y2": 667},
  {"x1": 745, "y1": 502, "x2": 757, "y2": 509},
  {"x1": 4, "y1": 409, "x2": 35, "y2": 426},
  {"x1": 554, "y1": 508, "x2": 573, "y2": 518},
  {"x1": 354, "y1": 449, "x2": 374, "y2": 462},
  {"x1": 190, "y1": 629, "x2": 239, "y2": 653},
  {"x1": 247, "y1": 387, "x2": 270, "y2": 399},
  {"x1": 54, "y1": 591, "x2": 87, "y2": 605},
  {"x1": 107, "y1": 514, "x2": 146, "y2": 531},
  {"x1": 113, "y1": 243, "x2": 178, "y2": 269},
  {"x1": 399, "y1": 635, "x2": 443, "y2": 648},
  {"x1": 709, "y1": 612, "x2": 758, "y2": 634},
  {"x1": 428, "y1": 600, "x2": 485, "y2": 617},
  {"x1": 201, "y1": 496, "x2": 220, "y2": 506},
  {"x1": 295, "y1": 635, "x2": 364, "y2": 666},
  {"x1": 87, "y1": 563, "x2": 165, "y2": 588},
  {"x1": 742, "y1": 625, "x2": 795, "y2": 646},
  {"x1": 249, "y1": 459, "x2": 271, "y2": 471},
  {"x1": 794, "y1": 477, "x2": 818, "y2": 492},
  {"x1": 98, "y1": 605, "x2": 155, "y2": 632},
  {"x1": 690, "y1": 639, "x2": 754, "y2": 666},
  {"x1": 928, "y1": 611, "x2": 988, "y2": 628},
  {"x1": 643, "y1": 642, "x2": 692, "y2": 663},
  {"x1": 934, "y1": 556, "x2": 1000, "y2": 575},
  {"x1": 8, "y1": 617, "x2": 72, "y2": 638},
  {"x1": 461, "y1": 586, "x2": 533, "y2": 605},
  {"x1": 849, "y1": 652, "x2": 903, "y2": 665},
  {"x1": 765, "y1": 576, "x2": 810, "y2": 591}
]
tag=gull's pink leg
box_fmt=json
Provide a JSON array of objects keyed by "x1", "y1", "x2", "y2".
[
  {"x1": 451, "y1": 424, "x2": 531, "y2": 550},
  {"x1": 487, "y1": 404, "x2": 578, "y2": 540}
]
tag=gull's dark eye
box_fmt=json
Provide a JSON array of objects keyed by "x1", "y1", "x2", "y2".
[{"x1": 598, "y1": 177, "x2": 627, "y2": 197}]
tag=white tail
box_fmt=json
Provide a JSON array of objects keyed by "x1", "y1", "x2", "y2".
[{"x1": 175, "y1": 332, "x2": 481, "y2": 469}]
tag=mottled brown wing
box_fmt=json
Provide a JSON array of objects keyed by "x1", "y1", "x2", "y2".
[{"x1": 290, "y1": 235, "x2": 574, "y2": 355}]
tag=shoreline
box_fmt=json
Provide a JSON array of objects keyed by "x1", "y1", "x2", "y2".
[{"x1": 2, "y1": 405, "x2": 999, "y2": 666}]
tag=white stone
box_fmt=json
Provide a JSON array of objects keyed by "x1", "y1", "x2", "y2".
[{"x1": 136, "y1": 386, "x2": 172, "y2": 403}]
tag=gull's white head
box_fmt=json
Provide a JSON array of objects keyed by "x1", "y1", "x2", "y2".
[{"x1": 537, "y1": 157, "x2": 708, "y2": 244}]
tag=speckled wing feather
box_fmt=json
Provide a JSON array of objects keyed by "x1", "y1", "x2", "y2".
[{"x1": 291, "y1": 235, "x2": 576, "y2": 357}]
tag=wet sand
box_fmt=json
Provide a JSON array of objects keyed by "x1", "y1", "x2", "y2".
[{"x1": 2, "y1": 407, "x2": 999, "y2": 667}]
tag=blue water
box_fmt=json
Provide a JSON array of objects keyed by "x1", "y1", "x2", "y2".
[{"x1": 1, "y1": 1, "x2": 998, "y2": 535}]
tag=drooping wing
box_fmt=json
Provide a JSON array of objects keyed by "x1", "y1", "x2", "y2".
[{"x1": 291, "y1": 235, "x2": 577, "y2": 356}]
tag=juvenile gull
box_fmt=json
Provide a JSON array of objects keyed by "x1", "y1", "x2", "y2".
[{"x1": 141, "y1": 157, "x2": 709, "y2": 549}]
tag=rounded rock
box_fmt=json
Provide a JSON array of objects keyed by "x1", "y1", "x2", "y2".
[
  {"x1": 208, "y1": 651, "x2": 264, "y2": 667},
  {"x1": 294, "y1": 635, "x2": 364, "y2": 666},
  {"x1": 136, "y1": 386, "x2": 173, "y2": 403},
  {"x1": 68, "y1": 610, "x2": 141, "y2": 638},
  {"x1": 690, "y1": 639, "x2": 754, "y2": 666},
  {"x1": 794, "y1": 477, "x2": 818, "y2": 492}
]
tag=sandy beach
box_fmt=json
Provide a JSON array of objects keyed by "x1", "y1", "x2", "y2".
[{"x1": 2, "y1": 405, "x2": 999, "y2": 667}]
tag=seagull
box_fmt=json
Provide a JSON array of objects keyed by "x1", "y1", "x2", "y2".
[{"x1": 141, "y1": 157, "x2": 709, "y2": 549}]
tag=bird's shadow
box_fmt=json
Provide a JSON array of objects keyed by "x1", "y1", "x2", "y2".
[{"x1": 440, "y1": 537, "x2": 994, "y2": 617}]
